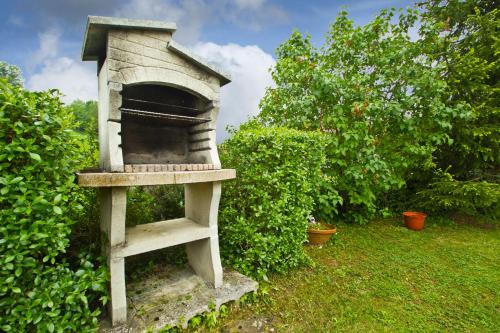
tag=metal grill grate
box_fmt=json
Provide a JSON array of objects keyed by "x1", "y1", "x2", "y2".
[
  {"x1": 123, "y1": 98, "x2": 205, "y2": 113},
  {"x1": 120, "y1": 108, "x2": 211, "y2": 127}
]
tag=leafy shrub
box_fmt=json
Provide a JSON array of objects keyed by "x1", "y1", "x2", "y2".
[
  {"x1": 0, "y1": 79, "x2": 107, "y2": 332},
  {"x1": 66, "y1": 100, "x2": 98, "y2": 134},
  {"x1": 259, "y1": 9, "x2": 467, "y2": 223},
  {"x1": 126, "y1": 185, "x2": 184, "y2": 227},
  {"x1": 219, "y1": 126, "x2": 327, "y2": 279},
  {"x1": 65, "y1": 100, "x2": 101, "y2": 259},
  {"x1": 148, "y1": 185, "x2": 184, "y2": 220},
  {"x1": 126, "y1": 187, "x2": 156, "y2": 227},
  {"x1": 416, "y1": 172, "x2": 500, "y2": 220}
]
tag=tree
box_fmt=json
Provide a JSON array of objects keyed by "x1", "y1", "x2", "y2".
[
  {"x1": 259, "y1": 9, "x2": 465, "y2": 223},
  {"x1": 419, "y1": 0, "x2": 499, "y2": 178},
  {"x1": 65, "y1": 99, "x2": 98, "y2": 134},
  {"x1": 0, "y1": 61, "x2": 23, "y2": 87}
]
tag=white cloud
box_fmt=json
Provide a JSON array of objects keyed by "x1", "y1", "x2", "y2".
[
  {"x1": 408, "y1": 24, "x2": 421, "y2": 41},
  {"x1": 30, "y1": 29, "x2": 60, "y2": 69},
  {"x1": 193, "y1": 42, "x2": 275, "y2": 141},
  {"x1": 27, "y1": 57, "x2": 97, "y2": 103},
  {"x1": 114, "y1": 0, "x2": 209, "y2": 44},
  {"x1": 114, "y1": 0, "x2": 287, "y2": 44},
  {"x1": 26, "y1": 30, "x2": 97, "y2": 103},
  {"x1": 25, "y1": 27, "x2": 275, "y2": 135},
  {"x1": 25, "y1": 0, "x2": 279, "y2": 132}
]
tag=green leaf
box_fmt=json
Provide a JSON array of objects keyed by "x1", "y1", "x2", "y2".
[
  {"x1": 53, "y1": 206, "x2": 62, "y2": 215},
  {"x1": 11, "y1": 176, "x2": 23, "y2": 183},
  {"x1": 29, "y1": 152, "x2": 41, "y2": 162},
  {"x1": 53, "y1": 194, "x2": 62, "y2": 204}
]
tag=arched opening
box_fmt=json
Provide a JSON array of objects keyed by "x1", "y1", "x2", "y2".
[{"x1": 120, "y1": 84, "x2": 211, "y2": 165}]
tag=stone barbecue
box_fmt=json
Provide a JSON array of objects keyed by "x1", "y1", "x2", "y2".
[
  {"x1": 76, "y1": 16, "x2": 244, "y2": 327},
  {"x1": 81, "y1": 16, "x2": 230, "y2": 172}
]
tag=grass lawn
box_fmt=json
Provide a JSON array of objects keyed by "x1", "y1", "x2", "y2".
[{"x1": 215, "y1": 218, "x2": 500, "y2": 332}]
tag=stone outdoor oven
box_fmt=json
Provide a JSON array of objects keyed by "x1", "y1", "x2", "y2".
[
  {"x1": 76, "y1": 16, "x2": 238, "y2": 326},
  {"x1": 81, "y1": 16, "x2": 230, "y2": 173}
]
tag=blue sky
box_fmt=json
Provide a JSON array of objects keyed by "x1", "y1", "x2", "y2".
[{"x1": 0, "y1": 0, "x2": 416, "y2": 140}]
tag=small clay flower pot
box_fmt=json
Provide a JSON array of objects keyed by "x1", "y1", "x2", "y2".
[
  {"x1": 403, "y1": 211, "x2": 427, "y2": 231},
  {"x1": 307, "y1": 223, "x2": 337, "y2": 245}
]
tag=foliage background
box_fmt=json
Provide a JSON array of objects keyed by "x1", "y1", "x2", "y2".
[
  {"x1": 218, "y1": 126, "x2": 327, "y2": 279},
  {"x1": 0, "y1": 79, "x2": 107, "y2": 332},
  {"x1": 259, "y1": 9, "x2": 468, "y2": 223},
  {"x1": 421, "y1": 0, "x2": 499, "y2": 178}
]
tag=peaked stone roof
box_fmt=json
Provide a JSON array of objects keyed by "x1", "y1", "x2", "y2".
[{"x1": 81, "y1": 16, "x2": 230, "y2": 85}]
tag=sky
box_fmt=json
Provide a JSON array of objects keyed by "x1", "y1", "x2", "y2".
[{"x1": 0, "y1": 0, "x2": 416, "y2": 140}]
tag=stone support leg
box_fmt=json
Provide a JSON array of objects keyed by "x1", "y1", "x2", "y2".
[
  {"x1": 108, "y1": 257, "x2": 127, "y2": 324},
  {"x1": 99, "y1": 187, "x2": 128, "y2": 325},
  {"x1": 184, "y1": 182, "x2": 223, "y2": 287},
  {"x1": 186, "y1": 237, "x2": 223, "y2": 288}
]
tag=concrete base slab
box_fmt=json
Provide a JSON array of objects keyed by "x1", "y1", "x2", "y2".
[{"x1": 99, "y1": 265, "x2": 258, "y2": 332}]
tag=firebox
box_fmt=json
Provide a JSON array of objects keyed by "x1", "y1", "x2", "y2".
[
  {"x1": 77, "y1": 16, "x2": 238, "y2": 327},
  {"x1": 121, "y1": 84, "x2": 209, "y2": 166}
]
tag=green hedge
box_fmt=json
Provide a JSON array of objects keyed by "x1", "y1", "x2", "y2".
[
  {"x1": 219, "y1": 126, "x2": 327, "y2": 279},
  {"x1": 0, "y1": 80, "x2": 107, "y2": 332},
  {"x1": 416, "y1": 172, "x2": 500, "y2": 221}
]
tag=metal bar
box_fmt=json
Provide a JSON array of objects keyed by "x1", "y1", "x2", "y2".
[
  {"x1": 123, "y1": 98, "x2": 202, "y2": 112},
  {"x1": 120, "y1": 108, "x2": 211, "y2": 124}
]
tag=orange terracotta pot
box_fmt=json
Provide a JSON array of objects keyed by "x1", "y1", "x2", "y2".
[
  {"x1": 403, "y1": 211, "x2": 427, "y2": 231},
  {"x1": 307, "y1": 223, "x2": 337, "y2": 245}
]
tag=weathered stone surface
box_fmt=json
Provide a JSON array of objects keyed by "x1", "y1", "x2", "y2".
[
  {"x1": 107, "y1": 38, "x2": 216, "y2": 86},
  {"x1": 99, "y1": 187, "x2": 127, "y2": 325},
  {"x1": 167, "y1": 40, "x2": 231, "y2": 86},
  {"x1": 98, "y1": 266, "x2": 258, "y2": 332},
  {"x1": 189, "y1": 141, "x2": 212, "y2": 152},
  {"x1": 107, "y1": 121, "x2": 124, "y2": 172},
  {"x1": 82, "y1": 16, "x2": 176, "y2": 61},
  {"x1": 77, "y1": 169, "x2": 235, "y2": 187},
  {"x1": 111, "y1": 218, "x2": 216, "y2": 258},
  {"x1": 185, "y1": 182, "x2": 223, "y2": 286},
  {"x1": 108, "y1": 82, "x2": 122, "y2": 121}
]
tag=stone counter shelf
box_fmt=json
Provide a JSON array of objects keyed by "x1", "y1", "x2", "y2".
[
  {"x1": 77, "y1": 169, "x2": 236, "y2": 187},
  {"x1": 113, "y1": 217, "x2": 217, "y2": 258}
]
